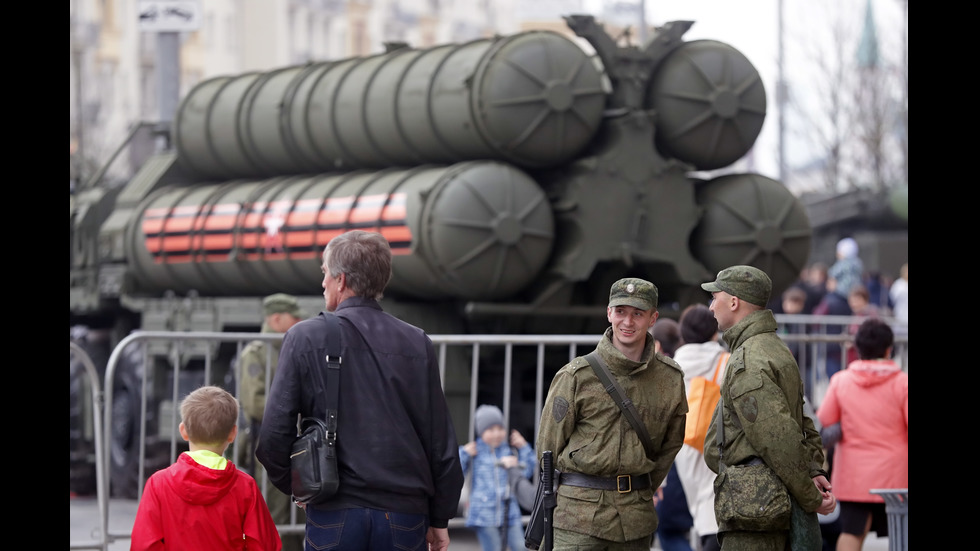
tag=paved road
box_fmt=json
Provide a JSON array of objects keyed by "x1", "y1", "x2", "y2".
[{"x1": 70, "y1": 496, "x2": 893, "y2": 550}]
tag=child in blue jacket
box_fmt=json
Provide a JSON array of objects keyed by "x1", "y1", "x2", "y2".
[{"x1": 460, "y1": 404, "x2": 536, "y2": 551}]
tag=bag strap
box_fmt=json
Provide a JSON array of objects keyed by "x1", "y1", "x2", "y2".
[
  {"x1": 716, "y1": 350, "x2": 730, "y2": 468},
  {"x1": 322, "y1": 314, "x2": 341, "y2": 442},
  {"x1": 710, "y1": 352, "x2": 729, "y2": 384},
  {"x1": 584, "y1": 351, "x2": 655, "y2": 459}
]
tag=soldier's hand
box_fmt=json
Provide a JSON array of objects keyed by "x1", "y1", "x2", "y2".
[
  {"x1": 812, "y1": 475, "x2": 836, "y2": 515},
  {"x1": 812, "y1": 474, "x2": 832, "y2": 493},
  {"x1": 816, "y1": 491, "x2": 837, "y2": 515}
]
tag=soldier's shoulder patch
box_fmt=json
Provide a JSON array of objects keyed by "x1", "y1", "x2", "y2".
[
  {"x1": 729, "y1": 346, "x2": 746, "y2": 371},
  {"x1": 729, "y1": 366, "x2": 763, "y2": 399},
  {"x1": 552, "y1": 396, "x2": 570, "y2": 422},
  {"x1": 657, "y1": 354, "x2": 684, "y2": 373},
  {"x1": 565, "y1": 356, "x2": 591, "y2": 372}
]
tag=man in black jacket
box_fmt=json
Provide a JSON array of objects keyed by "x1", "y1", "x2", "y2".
[{"x1": 256, "y1": 230, "x2": 464, "y2": 551}]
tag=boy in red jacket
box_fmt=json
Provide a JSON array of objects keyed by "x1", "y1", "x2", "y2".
[{"x1": 130, "y1": 385, "x2": 281, "y2": 551}]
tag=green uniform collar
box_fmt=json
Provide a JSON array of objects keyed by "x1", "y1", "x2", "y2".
[
  {"x1": 598, "y1": 327, "x2": 655, "y2": 376},
  {"x1": 722, "y1": 309, "x2": 777, "y2": 351}
]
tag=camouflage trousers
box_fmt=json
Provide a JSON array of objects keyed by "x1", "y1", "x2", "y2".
[
  {"x1": 553, "y1": 527, "x2": 652, "y2": 550},
  {"x1": 718, "y1": 529, "x2": 788, "y2": 551}
]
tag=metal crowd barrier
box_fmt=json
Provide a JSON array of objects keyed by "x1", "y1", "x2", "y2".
[
  {"x1": 871, "y1": 489, "x2": 908, "y2": 551},
  {"x1": 69, "y1": 342, "x2": 109, "y2": 551},
  {"x1": 72, "y1": 331, "x2": 605, "y2": 547},
  {"x1": 71, "y1": 316, "x2": 908, "y2": 548},
  {"x1": 773, "y1": 314, "x2": 908, "y2": 406}
]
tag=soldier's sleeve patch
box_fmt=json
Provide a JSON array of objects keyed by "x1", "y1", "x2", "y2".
[
  {"x1": 552, "y1": 396, "x2": 569, "y2": 422},
  {"x1": 739, "y1": 395, "x2": 759, "y2": 423}
]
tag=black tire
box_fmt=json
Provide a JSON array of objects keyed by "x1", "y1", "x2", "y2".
[
  {"x1": 69, "y1": 356, "x2": 96, "y2": 496},
  {"x1": 70, "y1": 331, "x2": 109, "y2": 497},
  {"x1": 109, "y1": 343, "x2": 148, "y2": 499}
]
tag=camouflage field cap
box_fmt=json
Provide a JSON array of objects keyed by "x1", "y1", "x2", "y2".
[
  {"x1": 608, "y1": 278, "x2": 659, "y2": 311},
  {"x1": 263, "y1": 293, "x2": 304, "y2": 317},
  {"x1": 701, "y1": 265, "x2": 772, "y2": 307}
]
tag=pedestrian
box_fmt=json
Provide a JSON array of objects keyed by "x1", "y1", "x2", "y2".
[
  {"x1": 701, "y1": 265, "x2": 837, "y2": 551},
  {"x1": 130, "y1": 385, "x2": 281, "y2": 551},
  {"x1": 817, "y1": 318, "x2": 908, "y2": 551},
  {"x1": 255, "y1": 230, "x2": 465, "y2": 551},
  {"x1": 844, "y1": 284, "x2": 879, "y2": 365},
  {"x1": 802, "y1": 263, "x2": 829, "y2": 315},
  {"x1": 889, "y1": 263, "x2": 908, "y2": 329},
  {"x1": 779, "y1": 285, "x2": 808, "y2": 370},
  {"x1": 237, "y1": 293, "x2": 305, "y2": 551},
  {"x1": 651, "y1": 317, "x2": 694, "y2": 551},
  {"x1": 826, "y1": 238, "x2": 863, "y2": 299},
  {"x1": 672, "y1": 304, "x2": 728, "y2": 551},
  {"x1": 459, "y1": 404, "x2": 537, "y2": 551},
  {"x1": 652, "y1": 317, "x2": 682, "y2": 358},
  {"x1": 536, "y1": 277, "x2": 688, "y2": 550},
  {"x1": 654, "y1": 465, "x2": 695, "y2": 551}
]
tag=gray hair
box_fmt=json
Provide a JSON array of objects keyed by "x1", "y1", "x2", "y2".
[{"x1": 322, "y1": 231, "x2": 392, "y2": 300}]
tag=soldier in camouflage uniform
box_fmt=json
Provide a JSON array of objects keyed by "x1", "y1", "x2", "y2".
[
  {"x1": 702, "y1": 266, "x2": 837, "y2": 551},
  {"x1": 238, "y1": 293, "x2": 305, "y2": 551},
  {"x1": 536, "y1": 278, "x2": 688, "y2": 550}
]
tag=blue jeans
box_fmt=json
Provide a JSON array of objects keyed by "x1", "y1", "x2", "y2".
[
  {"x1": 305, "y1": 507, "x2": 428, "y2": 551},
  {"x1": 656, "y1": 529, "x2": 693, "y2": 551},
  {"x1": 473, "y1": 522, "x2": 526, "y2": 551}
]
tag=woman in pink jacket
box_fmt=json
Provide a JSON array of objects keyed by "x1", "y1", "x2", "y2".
[{"x1": 817, "y1": 318, "x2": 908, "y2": 551}]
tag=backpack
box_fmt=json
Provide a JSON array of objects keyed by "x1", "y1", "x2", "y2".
[{"x1": 684, "y1": 351, "x2": 729, "y2": 453}]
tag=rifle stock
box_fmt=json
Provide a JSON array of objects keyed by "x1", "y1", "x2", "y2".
[
  {"x1": 525, "y1": 450, "x2": 557, "y2": 551},
  {"x1": 542, "y1": 450, "x2": 555, "y2": 551}
]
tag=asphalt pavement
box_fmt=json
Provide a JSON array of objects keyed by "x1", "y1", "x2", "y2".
[{"x1": 70, "y1": 496, "x2": 893, "y2": 550}]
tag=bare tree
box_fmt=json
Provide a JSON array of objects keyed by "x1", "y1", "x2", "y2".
[{"x1": 783, "y1": 0, "x2": 907, "y2": 193}]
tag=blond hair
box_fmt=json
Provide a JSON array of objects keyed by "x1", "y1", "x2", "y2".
[{"x1": 179, "y1": 386, "x2": 239, "y2": 446}]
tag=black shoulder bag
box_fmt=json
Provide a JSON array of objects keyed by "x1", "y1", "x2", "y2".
[
  {"x1": 712, "y1": 356, "x2": 793, "y2": 534},
  {"x1": 290, "y1": 314, "x2": 342, "y2": 505}
]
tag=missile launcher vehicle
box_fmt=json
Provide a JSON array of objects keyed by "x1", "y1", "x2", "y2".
[{"x1": 70, "y1": 15, "x2": 811, "y2": 497}]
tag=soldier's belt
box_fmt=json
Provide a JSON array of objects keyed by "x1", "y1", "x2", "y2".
[{"x1": 558, "y1": 471, "x2": 652, "y2": 493}]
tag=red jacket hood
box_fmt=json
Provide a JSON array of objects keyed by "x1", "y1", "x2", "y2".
[
  {"x1": 163, "y1": 453, "x2": 238, "y2": 506},
  {"x1": 845, "y1": 359, "x2": 903, "y2": 388}
]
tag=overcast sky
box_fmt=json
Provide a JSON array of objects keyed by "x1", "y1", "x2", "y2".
[{"x1": 606, "y1": 0, "x2": 908, "y2": 179}]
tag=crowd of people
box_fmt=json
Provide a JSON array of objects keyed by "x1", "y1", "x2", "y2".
[
  {"x1": 770, "y1": 239, "x2": 908, "y2": 397},
  {"x1": 126, "y1": 230, "x2": 906, "y2": 551},
  {"x1": 771, "y1": 238, "x2": 908, "y2": 327}
]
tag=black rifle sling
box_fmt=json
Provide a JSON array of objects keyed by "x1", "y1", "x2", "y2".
[{"x1": 585, "y1": 351, "x2": 655, "y2": 459}]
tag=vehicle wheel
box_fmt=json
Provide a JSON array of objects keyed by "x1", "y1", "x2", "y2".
[
  {"x1": 70, "y1": 330, "x2": 109, "y2": 497},
  {"x1": 69, "y1": 356, "x2": 96, "y2": 496},
  {"x1": 109, "y1": 344, "x2": 145, "y2": 499}
]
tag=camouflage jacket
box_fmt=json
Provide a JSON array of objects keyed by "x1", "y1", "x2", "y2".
[
  {"x1": 704, "y1": 309, "x2": 827, "y2": 518},
  {"x1": 238, "y1": 330, "x2": 283, "y2": 422},
  {"x1": 536, "y1": 327, "x2": 687, "y2": 541}
]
